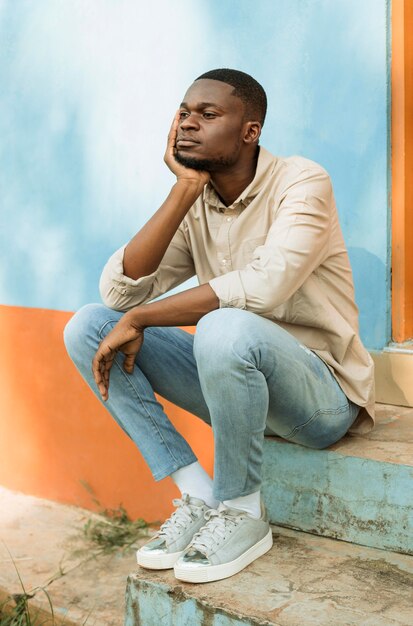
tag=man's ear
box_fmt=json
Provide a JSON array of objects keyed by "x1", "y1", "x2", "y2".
[{"x1": 243, "y1": 121, "x2": 262, "y2": 144}]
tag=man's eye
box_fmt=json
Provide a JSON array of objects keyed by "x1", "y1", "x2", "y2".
[
  {"x1": 179, "y1": 111, "x2": 189, "y2": 119},
  {"x1": 203, "y1": 112, "x2": 217, "y2": 119}
]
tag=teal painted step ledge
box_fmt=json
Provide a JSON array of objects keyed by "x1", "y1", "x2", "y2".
[
  {"x1": 125, "y1": 524, "x2": 413, "y2": 626},
  {"x1": 261, "y1": 404, "x2": 413, "y2": 555}
]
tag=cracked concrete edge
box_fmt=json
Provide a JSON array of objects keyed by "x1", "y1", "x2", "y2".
[{"x1": 125, "y1": 577, "x2": 276, "y2": 626}]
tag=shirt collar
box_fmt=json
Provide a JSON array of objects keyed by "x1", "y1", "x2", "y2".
[{"x1": 202, "y1": 146, "x2": 277, "y2": 210}]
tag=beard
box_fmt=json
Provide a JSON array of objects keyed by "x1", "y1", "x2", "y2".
[{"x1": 175, "y1": 148, "x2": 240, "y2": 172}]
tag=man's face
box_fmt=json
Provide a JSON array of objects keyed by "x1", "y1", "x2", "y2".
[{"x1": 175, "y1": 79, "x2": 246, "y2": 172}]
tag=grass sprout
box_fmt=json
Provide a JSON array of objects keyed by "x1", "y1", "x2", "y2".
[
  {"x1": 79, "y1": 481, "x2": 149, "y2": 554},
  {"x1": 83, "y1": 505, "x2": 148, "y2": 553}
]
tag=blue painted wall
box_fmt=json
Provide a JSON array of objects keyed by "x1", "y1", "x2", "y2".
[{"x1": 0, "y1": 0, "x2": 390, "y2": 349}]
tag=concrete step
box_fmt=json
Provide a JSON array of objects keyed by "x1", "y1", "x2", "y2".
[
  {"x1": 261, "y1": 403, "x2": 413, "y2": 554},
  {"x1": 125, "y1": 523, "x2": 413, "y2": 626}
]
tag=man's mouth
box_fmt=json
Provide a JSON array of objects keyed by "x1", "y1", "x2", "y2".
[{"x1": 176, "y1": 138, "x2": 200, "y2": 147}]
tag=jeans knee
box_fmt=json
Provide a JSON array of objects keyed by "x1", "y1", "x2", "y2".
[
  {"x1": 194, "y1": 309, "x2": 252, "y2": 370},
  {"x1": 63, "y1": 303, "x2": 107, "y2": 360}
]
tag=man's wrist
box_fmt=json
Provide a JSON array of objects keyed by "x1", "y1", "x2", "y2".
[
  {"x1": 173, "y1": 177, "x2": 206, "y2": 199},
  {"x1": 126, "y1": 284, "x2": 219, "y2": 330},
  {"x1": 127, "y1": 307, "x2": 148, "y2": 330}
]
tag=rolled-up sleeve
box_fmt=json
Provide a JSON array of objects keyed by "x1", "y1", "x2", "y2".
[
  {"x1": 99, "y1": 223, "x2": 195, "y2": 311},
  {"x1": 209, "y1": 168, "x2": 332, "y2": 314}
]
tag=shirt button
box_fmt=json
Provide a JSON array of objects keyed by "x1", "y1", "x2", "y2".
[
  {"x1": 221, "y1": 259, "x2": 227, "y2": 265},
  {"x1": 226, "y1": 216, "x2": 232, "y2": 222}
]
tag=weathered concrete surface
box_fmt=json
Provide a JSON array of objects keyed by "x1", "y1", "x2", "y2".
[
  {"x1": 0, "y1": 486, "x2": 152, "y2": 625},
  {"x1": 262, "y1": 403, "x2": 413, "y2": 554},
  {"x1": 126, "y1": 525, "x2": 413, "y2": 626},
  {"x1": 327, "y1": 404, "x2": 413, "y2": 465},
  {"x1": 1, "y1": 403, "x2": 413, "y2": 625}
]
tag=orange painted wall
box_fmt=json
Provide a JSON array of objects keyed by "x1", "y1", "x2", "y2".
[
  {"x1": 391, "y1": 0, "x2": 413, "y2": 342},
  {"x1": 0, "y1": 305, "x2": 213, "y2": 521}
]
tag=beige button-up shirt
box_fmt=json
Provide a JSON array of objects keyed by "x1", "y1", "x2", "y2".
[{"x1": 100, "y1": 147, "x2": 375, "y2": 435}]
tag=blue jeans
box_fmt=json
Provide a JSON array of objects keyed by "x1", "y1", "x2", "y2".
[{"x1": 63, "y1": 305, "x2": 359, "y2": 501}]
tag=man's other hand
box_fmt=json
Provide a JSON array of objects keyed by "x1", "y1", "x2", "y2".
[{"x1": 92, "y1": 313, "x2": 144, "y2": 401}]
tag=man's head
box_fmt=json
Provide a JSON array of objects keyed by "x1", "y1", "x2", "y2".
[
  {"x1": 196, "y1": 69, "x2": 267, "y2": 126},
  {"x1": 175, "y1": 68, "x2": 267, "y2": 172}
]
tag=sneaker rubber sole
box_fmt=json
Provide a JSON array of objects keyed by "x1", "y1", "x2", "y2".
[
  {"x1": 136, "y1": 547, "x2": 184, "y2": 570},
  {"x1": 174, "y1": 527, "x2": 273, "y2": 583}
]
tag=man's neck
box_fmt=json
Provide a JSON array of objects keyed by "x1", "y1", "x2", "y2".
[{"x1": 210, "y1": 146, "x2": 259, "y2": 207}]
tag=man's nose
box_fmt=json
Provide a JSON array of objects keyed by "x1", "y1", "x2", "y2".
[{"x1": 180, "y1": 113, "x2": 200, "y2": 130}]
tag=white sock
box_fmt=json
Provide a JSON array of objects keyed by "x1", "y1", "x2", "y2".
[
  {"x1": 171, "y1": 461, "x2": 218, "y2": 509},
  {"x1": 223, "y1": 490, "x2": 261, "y2": 519}
]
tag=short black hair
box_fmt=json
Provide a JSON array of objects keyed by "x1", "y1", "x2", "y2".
[{"x1": 195, "y1": 68, "x2": 267, "y2": 126}]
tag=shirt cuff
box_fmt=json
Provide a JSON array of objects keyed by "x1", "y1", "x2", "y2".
[
  {"x1": 209, "y1": 272, "x2": 247, "y2": 309},
  {"x1": 99, "y1": 244, "x2": 157, "y2": 308}
]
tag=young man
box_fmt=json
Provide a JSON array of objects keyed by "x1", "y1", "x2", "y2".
[{"x1": 64, "y1": 68, "x2": 375, "y2": 584}]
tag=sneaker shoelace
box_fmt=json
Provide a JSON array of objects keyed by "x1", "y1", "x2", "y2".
[
  {"x1": 189, "y1": 508, "x2": 241, "y2": 554},
  {"x1": 158, "y1": 495, "x2": 201, "y2": 539}
]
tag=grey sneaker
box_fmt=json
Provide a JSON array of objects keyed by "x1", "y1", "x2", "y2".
[
  {"x1": 136, "y1": 494, "x2": 210, "y2": 569},
  {"x1": 174, "y1": 500, "x2": 273, "y2": 583}
]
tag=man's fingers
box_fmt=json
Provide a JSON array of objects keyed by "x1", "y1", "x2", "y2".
[
  {"x1": 103, "y1": 364, "x2": 111, "y2": 387},
  {"x1": 92, "y1": 354, "x2": 103, "y2": 386},
  {"x1": 167, "y1": 111, "x2": 179, "y2": 146},
  {"x1": 97, "y1": 380, "x2": 108, "y2": 402},
  {"x1": 91, "y1": 328, "x2": 142, "y2": 399},
  {"x1": 92, "y1": 362, "x2": 108, "y2": 401},
  {"x1": 123, "y1": 353, "x2": 135, "y2": 374},
  {"x1": 92, "y1": 344, "x2": 115, "y2": 401}
]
